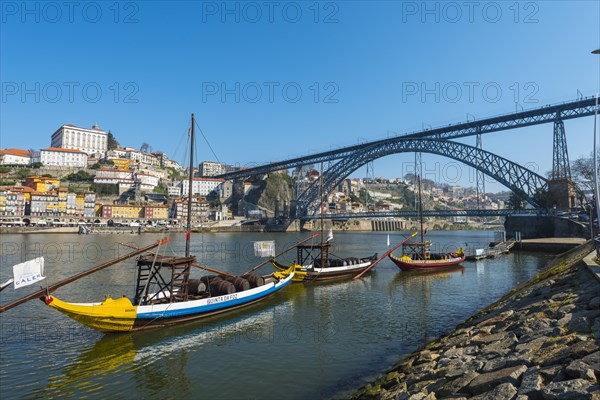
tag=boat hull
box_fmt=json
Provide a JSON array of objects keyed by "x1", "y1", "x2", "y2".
[
  {"x1": 44, "y1": 270, "x2": 295, "y2": 333},
  {"x1": 388, "y1": 253, "x2": 465, "y2": 272},
  {"x1": 271, "y1": 258, "x2": 375, "y2": 282}
]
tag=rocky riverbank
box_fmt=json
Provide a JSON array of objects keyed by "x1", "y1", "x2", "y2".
[{"x1": 353, "y1": 242, "x2": 600, "y2": 399}]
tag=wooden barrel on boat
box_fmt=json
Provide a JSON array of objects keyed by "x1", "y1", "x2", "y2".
[
  {"x1": 200, "y1": 275, "x2": 221, "y2": 285},
  {"x1": 263, "y1": 276, "x2": 276, "y2": 285},
  {"x1": 224, "y1": 276, "x2": 250, "y2": 292},
  {"x1": 210, "y1": 280, "x2": 235, "y2": 296},
  {"x1": 242, "y1": 274, "x2": 264, "y2": 288},
  {"x1": 188, "y1": 279, "x2": 207, "y2": 295}
]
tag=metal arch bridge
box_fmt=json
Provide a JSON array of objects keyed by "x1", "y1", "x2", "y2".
[
  {"x1": 213, "y1": 97, "x2": 597, "y2": 218},
  {"x1": 293, "y1": 138, "x2": 548, "y2": 218}
]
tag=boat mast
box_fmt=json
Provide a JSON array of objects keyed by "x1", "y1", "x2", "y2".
[
  {"x1": 320, "y1": 161, "x2": 325, "y2": 267},
  {"x1": 185, "y1": 113, "x2": 195, "y2": 258},
  {"x1": 418, "y1": 174, "x2": 425, "y2": 259}
]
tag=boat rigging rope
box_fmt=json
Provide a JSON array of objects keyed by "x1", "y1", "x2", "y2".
[
  {"x1": 180, "y1": 127, "x2": 191, "y2": 173},
  {"x1": 193, "y1": 118, "x2": 221, "y2": 163},
  {"x1": 170, "y1": 125, "x2": 188, "y2": 167}
]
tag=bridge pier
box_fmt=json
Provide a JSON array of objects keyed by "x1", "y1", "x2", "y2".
[
  {"x1": 370, "y1": 219, "x2": 405, "y2": 231},
  {"x1": 548, "y1": 179, "x2": 578, "y2": 210},
  {"x1": 505, "y1": 215, "x2": 588, "y2": 239}
]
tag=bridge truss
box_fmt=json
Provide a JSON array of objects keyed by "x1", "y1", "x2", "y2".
[{"x1": 293, "y1": 139, "x2": 548, "y2": 218}]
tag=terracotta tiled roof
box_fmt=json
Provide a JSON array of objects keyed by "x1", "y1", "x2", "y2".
[
  {"x1": 0, "y1": 186, "x2": 33, "y2": 193},
  {"x1": 42, "y1": 147, "x2": 86, "y2": 154},
  {"x1": 0, "y1": 148, "x2": 32, "y2": 157}
]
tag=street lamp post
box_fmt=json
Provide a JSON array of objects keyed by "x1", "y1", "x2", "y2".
[
  {"x1": 592, "y1": 49, "x2": 600, "y2": 247},
  {"x1": 593, "y1": 94, "x2": 599, "y2": 232}
]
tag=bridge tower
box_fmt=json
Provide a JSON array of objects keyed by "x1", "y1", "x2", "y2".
[
  {"x1": 548, "y1": 116, "x2": 577, "y2": 210},
  {"x1": 552, "y1": 118, "x2": 571, "y2": 180},
  {"x1": 476, "y1": 134, "x2": 485, "y2": 209},
  {"x1": 414, "y1": 152, "x2": 422, "y2": 211}
]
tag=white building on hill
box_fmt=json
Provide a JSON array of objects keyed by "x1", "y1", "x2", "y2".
[
  {"x1": 51, "y1": 123, "x2": 108, "y2": 158},
  {"x1": 181, "y1": 177, "x2": 224, "y2": 197},
  {"x1": 33, "y1": 148, "x2": 88, "y2": 168},
  {"x1": 0, "y1": 149, "x2": 32, "y2": 165}
]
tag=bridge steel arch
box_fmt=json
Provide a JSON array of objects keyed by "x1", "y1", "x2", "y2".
[{"x1": 294, "y1": 139, "x2": 548, "y2": 219}]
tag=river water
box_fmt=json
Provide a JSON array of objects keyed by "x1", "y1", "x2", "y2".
[{"x1": 0, "y1": 231, "x2": 551, "y2": 399}]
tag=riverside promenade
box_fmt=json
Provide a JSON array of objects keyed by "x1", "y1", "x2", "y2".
[{"x1": 353, "y1": 242, "x2": 600, "y2": 399}]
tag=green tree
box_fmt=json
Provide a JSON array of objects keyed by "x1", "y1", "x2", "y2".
[
  {"x1": 91, "y1": 183, "x2": 119, "y2": 196},
  {"x1": 107, "y1": 131, "x2": 120, "y2": 150},
  {"x1": 90, "y1": 159, "x2": 114, "y2": 170},
  {"x1": 167, "y1": 167, "x2": 185, "y2": 180},
  {"x1": 31, "y1": 162, "x2": 43, "y2": 169},
  {"x1": 507, "y1": 191, "x2": 525, "y2": 210},
  {"x1": 64, "y1": 170, "x2": 93, "y2": 182},
  {"x1": 17, "y1": 169, "x2": 32, "y2": 180},
  {"x1": 140, "y1": 142, "x2": 151, "y2": 153}
]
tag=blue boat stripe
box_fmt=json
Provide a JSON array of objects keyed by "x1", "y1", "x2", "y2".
[{"x1": 136, "y1": 279, "x2": 291, "y2": 319}]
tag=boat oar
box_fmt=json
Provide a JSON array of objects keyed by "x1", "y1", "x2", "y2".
[
  {"x1": 191, "y1": 263, "x2": 238, "y2": 278},
  {"x1": 0, "y1": 279, "x2": 14, "y2": 292},
  {"x1": 0, "y1": 237, "x2": 173, "y2": 314},
  {"x1": 354, "y1": 232, "x2": 417, "y2": 279},
  {"x1": 242, "y1": 233, "x2": 319, "y2": 275}
]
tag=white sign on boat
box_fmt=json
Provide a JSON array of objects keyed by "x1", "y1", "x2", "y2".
[
  {"x1": 13, "y1": 257, "x2": 46, "y2": 289},
  {"x1": 254, "y1": 241, "x2": 275, "y2": 257}
]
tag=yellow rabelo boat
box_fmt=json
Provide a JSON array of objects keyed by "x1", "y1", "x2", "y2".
[{"x1": 1, "y1": 114, "x2": 295, "y2": 333}]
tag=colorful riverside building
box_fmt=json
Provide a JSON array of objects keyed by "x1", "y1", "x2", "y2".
[
  {"x1": 99, "y1": 204, "x2": 144, "y2": 219},
  {"x1": 24, "y1": 176, "x2": 61, "y2": 193},
  {"x1": 98, "y1": 204, "x2": 169, "y2": 220},
  {"x1": 29, "y1": 189, "x2": 96, "y2": 218},
  {"x1": 170, "y1": 197, "x2": 209, "y2": 224},
  {"x1": 0, "y1": 187, "x2": 27, "y2": 216},
  {"x1": 143, "y1": 205, "x2": 169, "y2": 219},
  {"x1": 0, "y1": 185, "x2": 96, "y2": 219}
]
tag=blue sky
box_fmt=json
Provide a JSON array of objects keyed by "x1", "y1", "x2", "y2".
[{"x1": 1, "y1": 1, "x2": 599, "y2": 192}]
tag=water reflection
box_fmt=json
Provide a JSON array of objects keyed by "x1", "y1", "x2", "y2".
[
  {"x1": 36, "y1": 310, "x2": 278, "y2": 399},
  {"x1": 387, "y1": 265, "x2": 464, "y2": 298},
  {"x1": 40, "y1": 334, "x2": 136, "y2": 398}
]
